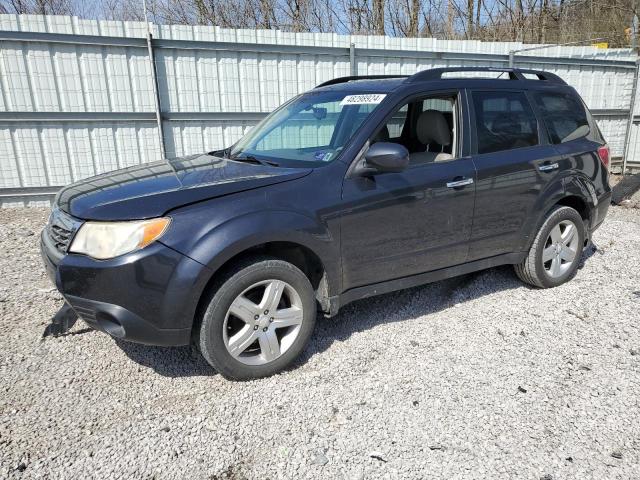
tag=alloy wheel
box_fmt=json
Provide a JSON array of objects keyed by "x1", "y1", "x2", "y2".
[
  {"x1": 223, "y1": 279, "x2": 304, "y2": 366},
  {"x1": 542, "y1": 219, "x2": 580, "y2": 278}
]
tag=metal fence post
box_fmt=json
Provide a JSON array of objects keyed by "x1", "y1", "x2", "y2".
[
  {"x1": 146, "y1": 30, "x2": 166, "y2": 160},
  {"x1": 350, "y1": 43, "x2": 356, "y2": 76},
  {"x1": 622, "y1": 17, "x2": 639, "y2": 175},
  {"x1": 143, "y1": 0, "x2": 166, "y2": 160},
  {"x1": 622, "y1": 58, "x2": 639, "y2": 175}
]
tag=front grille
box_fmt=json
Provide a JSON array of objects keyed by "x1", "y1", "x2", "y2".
[
  {"x1": 46, "y1": 207, "x2": 82, "y2": 254},
  {"x1": 49, "y1": 224, "x2": 72, "y2": 252}
]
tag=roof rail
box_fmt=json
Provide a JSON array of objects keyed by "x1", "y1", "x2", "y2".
[
  {"x1": 316, "y1": 75, "x2": 409, "y2": 88},
  {"x1": 407, "y1": 67, "x2": 566, "y2": 85}
]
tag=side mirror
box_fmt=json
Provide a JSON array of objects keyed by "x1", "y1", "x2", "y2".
[{"x1": 361, "y1": 142, "x2": 409, "y2": 174}]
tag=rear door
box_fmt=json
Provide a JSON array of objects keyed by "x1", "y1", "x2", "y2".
[{"x1": 467, "y1": 89, "x2": 560, "y2": 260}]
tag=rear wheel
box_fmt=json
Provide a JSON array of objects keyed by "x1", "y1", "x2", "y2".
[
  {"x1": 197, "y1": 257, "x2": 316, "y2": 380},
  {"x1": 514, "y1": 206, "x2": 585, "y2": 288}
]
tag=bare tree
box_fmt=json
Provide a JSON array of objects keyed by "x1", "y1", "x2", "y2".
[
  {"x1": 466, "y1": 0, "x2": 474, "y2": 37},
  {"x1": 372, "y1": 0, "x2": 384, "y2": 34},
  {"x1": 0, "y1": 0, "x2": 635, "y2": 47},
  {"x1": 3, "y1": 0, "x2": 74, "y2": 14},
  {"x1": 100, "y1": 0, "x2": 144, "y2": 21}
]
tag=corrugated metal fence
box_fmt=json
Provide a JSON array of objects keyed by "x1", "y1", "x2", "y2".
[{"x1": 0, "y1": 14, "x2": 638, "y2": 206}]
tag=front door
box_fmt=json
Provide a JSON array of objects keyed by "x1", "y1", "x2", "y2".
[{"x1": 340, "y1": 92, "x2": 476, "y2": 290}]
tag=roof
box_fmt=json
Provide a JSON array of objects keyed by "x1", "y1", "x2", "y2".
[
  {"x1": 313, "y1": 77, "x2": 407, "y2": 93},
  {"x1": 313, "y1": 67, "x2": 567, "y2": 92}
]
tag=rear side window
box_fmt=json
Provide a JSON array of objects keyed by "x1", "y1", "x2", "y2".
[
  {"x1": 533, "y1": 91, "x2": 590, "y2": 144},
  {"x1": 473, "y1": 91, "x2": 539, "y2": 154}
]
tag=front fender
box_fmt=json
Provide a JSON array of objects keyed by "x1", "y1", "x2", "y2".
[{"x1": 163, "y1": 209, "x2": 340, "y2": 298}]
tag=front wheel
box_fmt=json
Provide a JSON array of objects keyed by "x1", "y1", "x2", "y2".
[
  {"x1": 514, "y1": 205, "x2": 585, "y2": 288},
  {"x1": 197, "y1": 257, "x2": 316, "y2": 380}
]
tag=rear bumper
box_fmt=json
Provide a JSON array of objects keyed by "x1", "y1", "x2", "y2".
[{"x1": 41, "y1": 230, "x2": 211, "y2": 346}]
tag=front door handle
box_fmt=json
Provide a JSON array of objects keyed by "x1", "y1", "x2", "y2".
[
  {"x1": 538, "y1": 162, "x2": 559, "y2": 172},
  {"x1": 446, "y1": 178, "x2": 474, "y2": 188}
]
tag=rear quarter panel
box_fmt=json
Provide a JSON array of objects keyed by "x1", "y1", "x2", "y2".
[{"x1": 521, "y1": 137, "x2": 610, "y2": 251}]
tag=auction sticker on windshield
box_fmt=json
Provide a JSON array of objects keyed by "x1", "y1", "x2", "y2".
[{"x1": 340, "y1": 94, "x2": 387, "y2": 105}]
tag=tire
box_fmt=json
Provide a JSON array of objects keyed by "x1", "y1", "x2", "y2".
[
  {"x1": 514, "y1": 205, "x2": 585, "y2": 288},
  {"x1": 197, "y1": 256, "x2": 316, "y2": 380}
]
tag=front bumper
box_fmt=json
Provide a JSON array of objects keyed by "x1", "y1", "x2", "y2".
[{"x1": 41, "y1": 229, "x2": 211, "y2": 346}]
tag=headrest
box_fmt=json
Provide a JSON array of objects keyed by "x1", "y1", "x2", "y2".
[{"x1": 416, "y1": 110, "x2": 451, "y2": 146}]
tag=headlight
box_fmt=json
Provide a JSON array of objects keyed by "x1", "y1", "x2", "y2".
[{"x1": 69, "y1": 218, "x2": 171, "y2": 260}]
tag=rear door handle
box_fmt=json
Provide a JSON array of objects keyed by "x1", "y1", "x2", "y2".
[
  {"x1": 446, "y1": 178, "x2": 474, "y2": 188},
  {"x1": 538, "y1": 162, "x2": 559, "y2": 171}
]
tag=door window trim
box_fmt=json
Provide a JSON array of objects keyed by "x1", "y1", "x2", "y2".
[{"x1": 524, "y1": 89, "x2": 552, "y2": 146}]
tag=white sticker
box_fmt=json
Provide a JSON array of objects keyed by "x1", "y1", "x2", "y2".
[{"x1": 340, "y1": 94, "x2": 387, "y2": 106}]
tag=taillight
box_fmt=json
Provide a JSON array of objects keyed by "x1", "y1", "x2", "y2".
[{"x1": 597, "y1": 144, "x2": 610, "y2": 169}]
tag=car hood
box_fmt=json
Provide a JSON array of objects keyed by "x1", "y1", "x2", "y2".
[{"x1": 56, "y1": 154, "x2": 312, "y2": 220}]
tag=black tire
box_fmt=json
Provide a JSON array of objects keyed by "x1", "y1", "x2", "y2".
[
  {"x1": 514, "y1": 205, "x2": 585, "y2": 288},
  {"x1": 197, "y1": 256, "x2": 316, "y2": 381}
]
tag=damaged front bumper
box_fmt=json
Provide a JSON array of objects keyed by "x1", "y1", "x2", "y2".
[{"x1": 40, "y1": 227, "x2": 211, "y2": 347}]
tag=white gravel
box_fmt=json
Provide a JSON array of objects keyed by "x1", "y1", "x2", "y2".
[{"x1": 1, "y1": 205, "x2": 639, "y2": 479}]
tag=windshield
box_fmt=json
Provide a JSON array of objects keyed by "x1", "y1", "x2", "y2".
[{"x1": 229, "y1": 91, "x2": 387, "y2": 166}]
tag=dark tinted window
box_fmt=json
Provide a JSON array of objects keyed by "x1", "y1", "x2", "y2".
[
  {"x1": 533, "y1": 92, "x2": 590, "y2": 144},
  {"x1": 473, "y1": 91, "x2": 538, "y2": 154}
]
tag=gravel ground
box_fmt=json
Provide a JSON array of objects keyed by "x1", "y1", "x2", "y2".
[{"x1": 1, "y1": 205, "x2": 639, "y2": 480}]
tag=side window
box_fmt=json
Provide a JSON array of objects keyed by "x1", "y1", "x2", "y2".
[
  {"x1": 372, "y1": 105, "x2": 408, "y2": 143},
  {"x1": 473, "y1": 91, "x2": 539, "y2": 154},
  {"x1": 423, "y1": 98, "x2": 453, "y2": 112},
  {"x1": 387, "y1": 104, "x2": 408, "y2": 138},
  {"x1": 343, "y1": 103, "x2": 384, "y2": 140},
  {"x1": 371, "y1": 96, "x2": 457, "y2": 165},
  {"x1": 533, "y1": 92, "x2": 590, "y2": 144}
]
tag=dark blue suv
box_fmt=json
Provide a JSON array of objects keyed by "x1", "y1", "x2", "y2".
[{"x1": 41, "y1": 67, "x2": 611, "y2": 380}]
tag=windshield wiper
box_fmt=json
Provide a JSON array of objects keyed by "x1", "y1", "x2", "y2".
[
  {"x1": 208, "y1": 147, "x2": 231, "y2": 158},
  {"x1": 230, "y1": 155, "x2": 280, "y2": 167}
]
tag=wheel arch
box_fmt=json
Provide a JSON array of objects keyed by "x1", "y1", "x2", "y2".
[
  {"x1": 554, "y1": 195, "x2": 590, "y2": 225},
  {"x1": 524, "y1": 175, "x2": 596, "y2": 252},
  {"x1": 553, "y1": 175, "x2": 598, "y2": 239},
  {"x1": 191, "y1": 240, "x2": 332, "y2": 339},
  {"x1": 183, "y1": 205, "x2": 341, "y2": 332}
]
